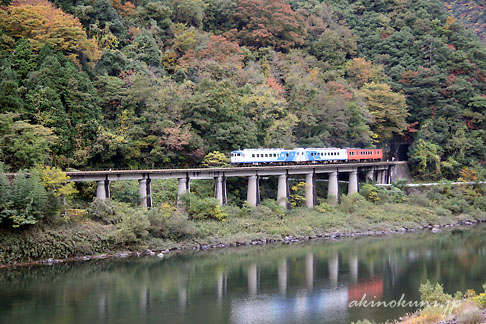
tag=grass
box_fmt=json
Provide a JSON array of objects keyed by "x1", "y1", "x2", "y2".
[{"x1": 1, "y1": 184, "x2": 486, "y2": 265}]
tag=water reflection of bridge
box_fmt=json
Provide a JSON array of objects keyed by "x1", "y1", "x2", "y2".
[
  {"x1": 166, "y1": 252, "x2": 388, "y2": 324},
  {"x1": 6, "y1": 228, "x2": 485, "y2": 324}
]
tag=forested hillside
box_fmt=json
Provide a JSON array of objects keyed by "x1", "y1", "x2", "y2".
[
  {"x1": 1, "y1": 0, "x2": 485, "y2": 179},
  {"x1": 443, "y1": 0, "x2": 486, "y2": 40}
]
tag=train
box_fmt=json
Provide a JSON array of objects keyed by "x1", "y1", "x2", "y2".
[{"x1": 230, "y1": 148, "x2": 383, "y2": 165}]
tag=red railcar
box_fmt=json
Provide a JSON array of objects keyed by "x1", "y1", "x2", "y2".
[{"x1": 347, "y1": 148, "x2": 383, "y2": 161}]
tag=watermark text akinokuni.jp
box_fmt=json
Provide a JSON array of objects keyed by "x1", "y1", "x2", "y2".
[{"x1": 349, "y1": 294, "x2": 461, "y2": 315}]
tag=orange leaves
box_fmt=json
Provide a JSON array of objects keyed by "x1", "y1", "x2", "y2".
[
  {"x1": 231, "y1": 0, "x2": 306, "y2": 51},
  {"x1": 398, "y1": 70, "x2": 420, "y2": 85},
  {"x1": 112, "y1": 0, "x2": 135, "y2": 17},
  {"x1": 347, "y1": 57, "x2": 385, "y2": 87},
  {"x1": 0, "y1": 0, "x2": 99, "y2": 62},
  {"x1": 458, "y1": 167, "x2": 477, "y2": 182},
  {"x1": 177, "y1": 35, "x2": 244, "y2": 79},
  {"x1": 266, "y1": 76, "x2": 284, "y2": 94}
]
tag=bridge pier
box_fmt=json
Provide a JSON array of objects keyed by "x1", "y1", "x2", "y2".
[
  {"x1": 328, "y1": 171, "x2": 339, "y2": 205},
  {"x1": 329, "y1": 253, "x2": 339, "y2": 288},
  {"x1": 306, "y1": 253, "x2": 314, "y2": 291},
  {"x1": 348, "y1": 170, "x2": 358, "y2": 194},
  {"x1": 277, "y1": 174, "x2": 289, "y2": 208},
  {"x1": 139, "y1": 178, "x2": 152, "y2": 207},
  {"x1": 305, "y1": 173, "x2": 316, "y2": 208},
  {"x1": 376, "y1": 170, "x2": 382, "y2": 184},
  {"x1": 96, "y1": 180, "x2": 110, "y2": 200},
  {"x1": 247, "y1": 263, "x2": 258, "y2": 296},
  {"x1": 349, "y1": 255, "x2": 358, "y2": 284},
  {"x1": 278, "y1": 259, "x2": 287, "y2": 295},
  {"x1": 177, "y1": 177, "x2": 190, "y2": 206},
  {"x1": 247, "y1": 175, "x2": 260, "y2": 206},
  {"x1": 377, "y1": 169, "x2": 388, "y2": 184},
  {"x1": 366, "y1": 170, "x2": 374, "y2": 183},
  {"x1": 214, "y1": 176, "x2": 227, "y2": 206}
]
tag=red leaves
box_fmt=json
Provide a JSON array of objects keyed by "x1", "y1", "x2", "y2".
[
  {"x1": 112, "y1": 0, "x2": 135, "y2": 17},
  {"x1": 231, "y1": 0, "x2": 306, "y2": 51},
  {"x1": 326, "y1": 81, "x2": 353, "y2": 100},
  {"x1": 162, "y1": 124, "x2": 192, "y2": 151},
  {"x1": 266, "y1": 76, "x2": 284, "y2": 94},
  {"x1": 407, "y1": 121, "x2": 419, "y2": 133}
]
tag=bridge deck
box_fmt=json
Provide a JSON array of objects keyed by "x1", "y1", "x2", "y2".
[{"x1": 62, "y1": 161, "x2": 404, "y2": 181}]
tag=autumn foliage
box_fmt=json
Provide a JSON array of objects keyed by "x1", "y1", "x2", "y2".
[
  {"x1": 0, "y1": 0, "x2": 99, "y2": 62},
  {"x1": 227, "y1": 0, "x2": 306, "y2": 51}
]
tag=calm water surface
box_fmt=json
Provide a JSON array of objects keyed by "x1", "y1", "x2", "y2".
[{"x1": 1, "y1": 225, "x2": 485, "y2": 324}]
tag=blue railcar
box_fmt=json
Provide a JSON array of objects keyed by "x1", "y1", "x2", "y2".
[{"x1": 230, "y1": 148, "x2": 307, "y2": 164}]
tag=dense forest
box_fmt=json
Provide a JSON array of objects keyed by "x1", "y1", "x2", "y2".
[
  {"x1": 0, "y1": 0, "x2": 485, "y2": 179},
  {"x1": 444, "y1": 0, "x2": 486, "y2": 40}
]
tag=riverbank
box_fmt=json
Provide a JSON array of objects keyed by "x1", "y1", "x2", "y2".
[
  {"x1": 354, "y1": 282, "x2": 486, "y2": 324},
  {"x1": 1, "y1": 194, "x2": 486, "y2": 267}
]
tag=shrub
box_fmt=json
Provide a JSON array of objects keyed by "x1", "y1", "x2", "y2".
[
  {"x1": 245, "y1": 204, "x2": 274, "y2": 219},
  {"x1": 9, "y1": 170, "x2": 49, "y2": 228},
  {"x1": 181, "y1": 193, "x2": 226, "y2": 221},
  {"x1": 340, "y1": 193, "x2": 372, "y2": 214},
  {"x1": 290, "y1": 181, "x2": 306, "y2": 207},
  {"x1": 315, "y1": 201, "x2": 334, "y2": 213},
  {"x1": 0, "y1": 222, "x2": 116, "y2": 263},
  {"x1": 360, "y1": 184, "x2": 380, "y2": 202},
  {"x1": 379, "y1": 186, "x2": 407, "y2": 203},
  {"x1": 260, "y1": 199, "x2": 286, "y2": 217},
  {"x1": 456, "y1": 303, "x2": 483, "y2": 324},
  {"x1": 442, "y1": 197, "x2": 471, "y2": 214},
  {"x1": 87, "y1": 199, "x2": 120, "y2": 224},
  {"x1": 201, "y1": 151, "x2": 230, "y2": 167},
  {"x1": 147, "y1": 204, "x2": 195, "y2": 240},
  {"x1": 114, "y1": 206, "x2": 150, "y2": 245},
  {"x1": 472, "y1": 284, "x2": 486, "y2": 308},
  {"x1": 110, "y1": 181, "x2": 140, "y2": 206},
  {"x1": 419, "y1": 281, "x2": 452, "y2": 305},
  {"x1": 0, "y1": 166, "x2": 12, "y2": 224},
  {"x1": 473, "y1": 196, "x2": 486, "y2": 212},
  {"x1": 408, "y1": 191, "x2": 432, "y2": 207}
]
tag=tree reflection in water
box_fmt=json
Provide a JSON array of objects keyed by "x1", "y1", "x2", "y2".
[{"x1": 0, "y1": 226, "x2": 485, "y2": 324}]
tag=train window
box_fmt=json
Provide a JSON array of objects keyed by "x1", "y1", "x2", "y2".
[{"x1": 286, "y1": 153, "x2": 289, "y2": 157}]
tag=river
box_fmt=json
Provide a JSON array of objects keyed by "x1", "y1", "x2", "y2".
[{"x1": 1, "y1": 225, "x2": 485, "y2": 324}]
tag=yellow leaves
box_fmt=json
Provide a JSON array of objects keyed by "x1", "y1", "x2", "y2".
[
  {"x1": 347, "y1": 57, "x2": 386, "y2": 87},
  {"x1": 361, "y1": 82, "x2": 409, "y2": 141},
  {"x1": 40, "y1": 166, "x2": 78, "y2": 198},
  {"x1": 457, "y1": 167, "x2": 477, "y2": 182},
  {"x1": 308, "y1": 67, "x2": 319, "y2": 82},
  {"x1": 444, "y1": 16, "x2": 455, "y2": 30},
  {"x1": 290, "y1": 181, "x2": 306, "y2": 208},
  {"x1": 0, "y1": 0, "x2": 100, "y2": 62},
  {"x1": 201, "y1": 151, "x2": 230, "y2": 167}
]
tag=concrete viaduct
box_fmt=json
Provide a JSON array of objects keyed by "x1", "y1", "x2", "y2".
[{"x1": 65, "y1": 162, "x2": 405, "y2": 208}]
